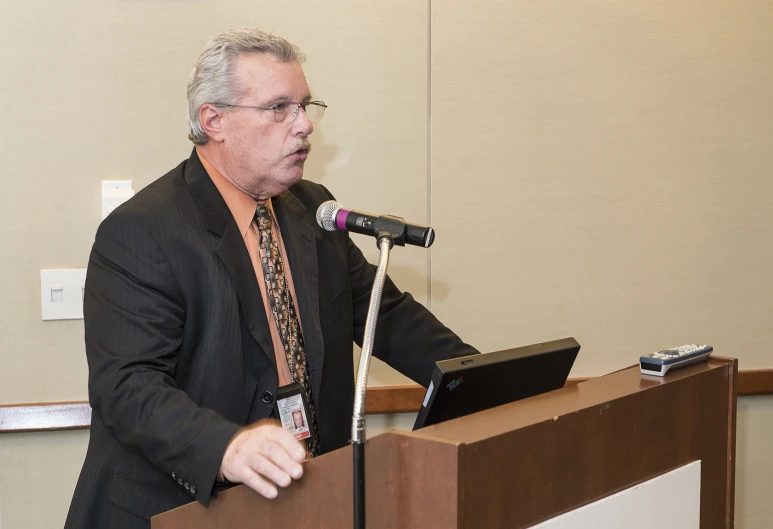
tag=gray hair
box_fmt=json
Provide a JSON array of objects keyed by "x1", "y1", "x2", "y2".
[{"x1": 186, "y1": 28, "x2": 306, "y2": 145}]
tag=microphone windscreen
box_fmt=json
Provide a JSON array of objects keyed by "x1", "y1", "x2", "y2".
[{"x1": 316, "y1": 200, "x2": 342, "y2": 231}]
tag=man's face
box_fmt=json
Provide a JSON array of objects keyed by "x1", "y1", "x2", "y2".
[{"x1": 219, "y1": 53, "x2": 313, "y2": 198}]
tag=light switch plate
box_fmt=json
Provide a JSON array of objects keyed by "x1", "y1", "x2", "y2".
[
  {"x1": 40, "y1": 268, "x2": 87, "y2": 320},
  {"x1": 102, "y1": 180, "x2": 134, "y2": 220}
]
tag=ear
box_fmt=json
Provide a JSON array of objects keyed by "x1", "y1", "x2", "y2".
[{"x1": 199, "y1": 104, "x2": 226, "y2": 143}]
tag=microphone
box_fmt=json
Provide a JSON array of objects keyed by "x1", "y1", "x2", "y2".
[{"x1": 316, "y1": 200, "x2": 435, "y2": 248}]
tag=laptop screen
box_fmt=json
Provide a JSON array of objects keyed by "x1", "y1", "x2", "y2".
[{"x1": 413, "y1": 337, "x2": 580, "y2": 430}]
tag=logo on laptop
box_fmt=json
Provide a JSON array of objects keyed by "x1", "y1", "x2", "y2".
[{"x1": 447, "y1": 376, "x2": 464, "y2": 391}]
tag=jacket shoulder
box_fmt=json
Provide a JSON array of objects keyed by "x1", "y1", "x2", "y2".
[
  {"x1": 287, "y1": 179, "x2": 335, "y2": 210},
  {"x1": 95, "y1": 159, "x2": 194, "y2": 244},
  {"x1": 120, "y1": 160, "x2": 190, "y2": 216}
]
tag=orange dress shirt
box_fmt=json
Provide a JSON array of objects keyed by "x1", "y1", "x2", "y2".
[{"x1": 197, "y1": 150, "x2": 298, "y2": 387}]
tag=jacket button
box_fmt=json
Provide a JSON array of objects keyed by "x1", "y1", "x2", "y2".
[
  {"x1": 177, "y1": 478, "x2": 183, "y2": 486},
  {"x1": 261, "y1": 391, "x2": 274, "y2": 404},
  {"x1": 171, "y1": 471, "x2": 176, "y2": 480},
  {"x1": 184, "y1": 482, "x2": 190, "y2": 491},
  {"x1": 190, "y1": 485, "x2": 197, "y2": 495}
]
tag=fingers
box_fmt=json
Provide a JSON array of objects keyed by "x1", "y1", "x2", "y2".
[
  {"x1": 240, "y1": 468, "x2": 279, "y2": 499},
  {"x1": 221, "y1": 423, "x2": 307, "y2": 499},
  {"x1": 249, "y1": 452, "x2": 294, "y2": 488},
  {"x1": 260, "y1": 436, "x2": 304, "y2": 480},
  {"x1": 266, "y1": 425, "x2": 307, "y2": 464}
]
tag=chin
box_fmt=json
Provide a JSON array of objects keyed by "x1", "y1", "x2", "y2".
[
  {"x1": 285, "y1": 168, "x2": 305, "y2": 186},
  {"x1": 269, "y1": 172, "x2": 304, "y2": 196}
]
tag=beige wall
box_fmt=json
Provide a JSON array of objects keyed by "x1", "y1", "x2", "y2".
[
  {"x1": 1, "y1": 0, "x2": 771, "y2": 527},
  {"x1": 431, "y1": 0, "x2": 773, "y2": 372}
]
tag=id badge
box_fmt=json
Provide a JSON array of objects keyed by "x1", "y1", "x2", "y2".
[{"x1": 275, "y1": 382, "x2": 311, "y2": 441}]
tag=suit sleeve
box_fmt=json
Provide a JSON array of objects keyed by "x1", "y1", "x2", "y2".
[
  {"x1": 314, "y1": 185, "x2": 479, "y2": 386},
  {"x1": 346, "y1": 238, "x2": 479, "y2": 386},
  {"x1": 84, "y1": 211, "x2": 240, "y2": 506}
]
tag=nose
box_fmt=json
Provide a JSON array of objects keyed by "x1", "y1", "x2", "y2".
[{"x1": 293, "y1": 106, "x2": 314, "y2": 136}]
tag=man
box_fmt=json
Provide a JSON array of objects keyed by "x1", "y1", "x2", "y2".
[{"x1": 65, "y1": 28, "x2": 477, "y2": 528}]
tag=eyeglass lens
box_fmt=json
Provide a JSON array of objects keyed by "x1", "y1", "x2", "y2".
[{"x1": 276, "y1": 103, "x2": 325, "y2": 123}]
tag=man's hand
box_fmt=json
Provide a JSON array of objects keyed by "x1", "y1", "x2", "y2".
[{"x1": 221, "y1": 421, "x2": 306, "y2": 499}]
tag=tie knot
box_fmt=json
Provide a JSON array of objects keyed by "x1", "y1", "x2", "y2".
[{"x1": 256, "y1": 203, "x2": 270, "y2": 221}]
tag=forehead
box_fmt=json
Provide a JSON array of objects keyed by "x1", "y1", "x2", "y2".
[{"x1": 232, "y1": 53, "x2": 310, "y2": 101}]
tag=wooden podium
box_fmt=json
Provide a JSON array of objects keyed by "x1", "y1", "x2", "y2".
[{"x1": 152, "y1": 357, "x2": 737, "y2": 529}]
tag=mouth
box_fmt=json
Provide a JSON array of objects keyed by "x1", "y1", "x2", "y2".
[
  {"x1": 289, "y1": 142, "x2": 311, "y2": 160},
  {"x1": 288, "y1": 139, "x2": 312, "y2": 159},
  {"x1": 290, "y1": 148, "x2": 309, "y2": 160}
]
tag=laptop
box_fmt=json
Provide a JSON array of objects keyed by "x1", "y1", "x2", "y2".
[{"x1": 412, "y1": 337, "x2": 580, "y2": 430}]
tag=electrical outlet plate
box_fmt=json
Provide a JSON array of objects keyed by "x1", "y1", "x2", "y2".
[{"x1": 40, "y1": 268, "x2": 87, "y2": 320}]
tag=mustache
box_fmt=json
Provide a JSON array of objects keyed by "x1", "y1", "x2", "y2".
[{"x1": 287, "y1": 138, "x2": 312, "y2": 156}]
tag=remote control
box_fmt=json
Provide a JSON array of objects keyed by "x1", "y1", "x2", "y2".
[{"x1": 639, "y1": 344, "x2": 713, "y2": 376}]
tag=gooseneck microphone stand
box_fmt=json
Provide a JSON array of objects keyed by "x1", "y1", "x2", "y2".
[
  {"x1": 351, "y1": 219, "x2": 407, "y2": 529},
  {"x1": 351, "y1": 235, "x2": 391, "y2": 529}
]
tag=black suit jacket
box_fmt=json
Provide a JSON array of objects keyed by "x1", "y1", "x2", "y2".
[{"x1": 65, "y1": 150, "x2": 477, "y2": 528}]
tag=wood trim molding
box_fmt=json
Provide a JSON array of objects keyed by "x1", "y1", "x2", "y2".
[
  {"x1": 736, "y1": 369, "x2": 773, "y2": 396},
  {"x1": 2, "y1": 369, "x2": 771, "y2": 434},
  {"x1": 366, "y1": 385, "x2": 427, "y2": 414},
  {"x1": 0, "y1": 401, "x2": 91, "y2": 434}
]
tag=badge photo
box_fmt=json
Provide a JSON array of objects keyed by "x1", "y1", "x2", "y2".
[{"x1": 275, "y1": 383, "x2": 311, "y2": 440}]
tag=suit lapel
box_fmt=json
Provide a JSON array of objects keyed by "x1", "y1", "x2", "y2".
[
  {"x1": 215, "y1": 223, "x2": 276, "y2": 368},
  {"x1": 274, "y1": 189, "x2": 325, "y2": 403},
  {"x1": 184, "y1": 150, "x2": 276, "y2": 367}
]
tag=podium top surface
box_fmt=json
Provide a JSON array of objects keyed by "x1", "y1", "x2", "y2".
[{"x1": 409, "y1": 357, "x2": 735, "y2": 445}]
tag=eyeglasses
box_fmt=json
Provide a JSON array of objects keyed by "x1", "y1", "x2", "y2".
[{"x1": 215, "y1": 101, "x2": 327, "y2": 123}]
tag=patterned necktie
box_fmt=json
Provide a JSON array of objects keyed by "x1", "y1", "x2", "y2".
[{"x1": 255, "y1": 203, "x2": 320, "y2": 457}]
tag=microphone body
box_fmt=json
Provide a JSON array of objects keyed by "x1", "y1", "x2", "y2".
[{"x1": 316, "y1": 200, "x2": 435, "y2": 248}]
